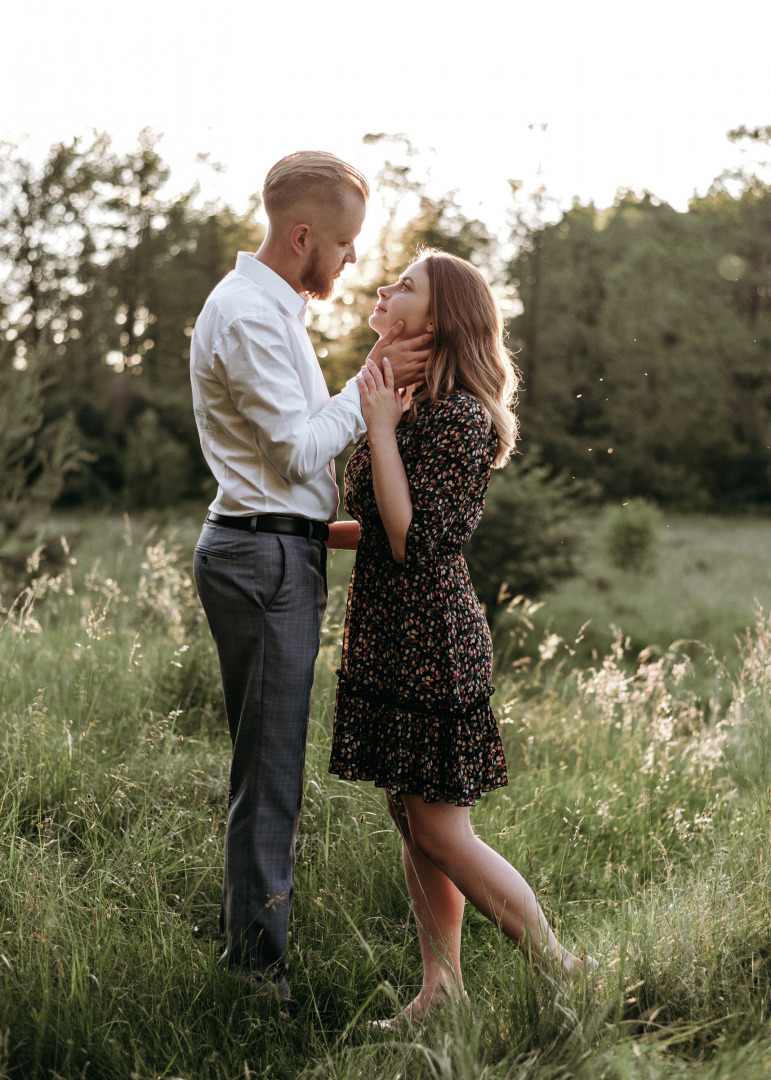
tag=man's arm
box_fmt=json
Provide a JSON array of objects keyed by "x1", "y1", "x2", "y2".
[
  {"x1": 326, "y1": 521, "x2": 360, "y2": 549},
  {"x1": 223, "y1": 315, "x2": 364, "y2": 485},
  {"x1": 223, "y1": 315, "x2": 430, "y2": 487}
]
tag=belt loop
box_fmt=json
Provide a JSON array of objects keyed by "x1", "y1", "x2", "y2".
[
  {"x1": 307, "y1": 519, "x2": 314, "y2": 540},
  {"x1": 250, "y1": 516, "x2": 258, "y2": 533}
]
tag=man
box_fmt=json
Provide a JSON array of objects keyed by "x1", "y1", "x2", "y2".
[{"x1": 190, "y1": 151, "x2": 429, "y2": 999}]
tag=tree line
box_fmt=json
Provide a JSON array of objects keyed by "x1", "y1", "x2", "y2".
[{"x1": 0, "y1": 126, "x2": 769, "y2": 543}]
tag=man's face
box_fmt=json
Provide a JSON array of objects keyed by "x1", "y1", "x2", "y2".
[{"x1": 300, "y1": 189, "x2": 366, "y2": 301}]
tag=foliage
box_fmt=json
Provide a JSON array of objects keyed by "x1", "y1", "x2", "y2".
[
  {"x1": 507, "y1": 175, "x2": 771, "y2": 507},
  {"x1": 0, "y1": 512, "x2": 770, "y2": 1078},
  {"x1": 317, "y1": 127, "x2": 770, "y2": 510},
  {"x1": 0, "y1": 131, "x2": 265, "y2": 510},
  {"x1": 602, "y1": 497, "x2": 662, "y2": 571},
  {"x1": 1, "y1": 127, "x2": 770, "y2": 515},
  {"x1": 0, "y1": 342, "x2": 82, "y2": 544},
  {"x1": 512, "y1": 511, "x2": 771, "y2": 679},
  {"x1": 122, "y1": 408, "x2": 196, "y2": 508},
  {"x1": 465, "y1": 454, "x2": 590, "y2": 624},
  {"x1": 0, "y1": 131, "x2": 114, "y2": 363}
]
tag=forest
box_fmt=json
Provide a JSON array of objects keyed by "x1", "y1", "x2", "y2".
[
  {"x1": 1, "y1": 128, "x2": 771, "y2": 1080},
  {"x1": 1, "y1": 126, "x2": 769, "y2": 534}
]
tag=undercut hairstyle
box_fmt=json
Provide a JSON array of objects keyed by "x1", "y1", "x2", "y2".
[
  {"x1": 408, "y1": 250, "x2": 520, "y2": 468},
  {"x1": 262, "y1": 151, "x2": 370, "y2": 218}
]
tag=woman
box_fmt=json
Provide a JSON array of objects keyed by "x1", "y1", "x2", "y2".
[{"x1": 328, "y1": 251, "x2": 593, "y2": 1024}]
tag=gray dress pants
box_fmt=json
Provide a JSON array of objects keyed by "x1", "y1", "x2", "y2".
[{"x1": 193, "y1": 521, "x2": 327, "y2": 977}]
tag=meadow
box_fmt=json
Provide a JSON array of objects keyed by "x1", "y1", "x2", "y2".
[{"x1": 0, "y1": 510, "x2": 770, "y2": 1080}]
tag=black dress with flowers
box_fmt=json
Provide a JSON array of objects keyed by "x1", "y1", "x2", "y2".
[{"x1": 328, "y1": 391, "x2": 508, "y2": 806}]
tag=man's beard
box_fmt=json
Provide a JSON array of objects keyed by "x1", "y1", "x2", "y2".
[{"x1": 300, "y1": 248, "x2": 339, "y2": 301}]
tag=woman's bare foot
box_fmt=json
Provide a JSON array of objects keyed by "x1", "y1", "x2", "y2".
[
  {"x1": 371, "y1": 985, "x2": 469, "y2": 1030},
  {"x1": 534, "y1": 946, "x2": 598, "y2": 981},
  {"x1": 562, "y1": 952, "x2": 599, "y2": 979}
]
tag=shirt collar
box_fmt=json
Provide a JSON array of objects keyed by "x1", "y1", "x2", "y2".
[{"x1": 234, "y1": 252, "x2": 307, "y2": 319}]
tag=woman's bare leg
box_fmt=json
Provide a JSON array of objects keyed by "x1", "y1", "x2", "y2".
[
  {"x1": 386, "y1": 793, "x2": 466, "y2": 1017},
  {"x1": 400, "y1": 795, "x2": 583, "y2": 975}
]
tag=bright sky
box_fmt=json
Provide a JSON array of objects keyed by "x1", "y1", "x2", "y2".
[{"x1": 3, "y1": 0, "x2": 770, "y2": 251}]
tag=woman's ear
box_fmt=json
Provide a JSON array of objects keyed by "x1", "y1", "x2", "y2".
[{"x1": 426, "y1": 318, "x2": 434, "y2": 333}]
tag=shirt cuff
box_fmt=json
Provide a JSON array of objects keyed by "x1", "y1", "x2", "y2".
[{"x1": 338, "y1": 377, "x2": 365, "y2": 436}]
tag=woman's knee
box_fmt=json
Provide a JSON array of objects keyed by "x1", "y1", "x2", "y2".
[{"x1": 406, "y1": 815, "x2": 454, "y2": 869}]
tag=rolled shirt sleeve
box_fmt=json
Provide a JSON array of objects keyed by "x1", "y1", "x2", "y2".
[{"x1": 223, "y1": 315, "x2": 364, "y2": 485}]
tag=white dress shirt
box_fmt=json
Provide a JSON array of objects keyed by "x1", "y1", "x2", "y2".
[{"x1": 191, "y1": 253, "x2": 365, "y2": 521}]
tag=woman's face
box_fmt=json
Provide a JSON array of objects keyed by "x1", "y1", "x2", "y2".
[{"x1": 369, "y1": 259, "x2": 433, "y2": 340}]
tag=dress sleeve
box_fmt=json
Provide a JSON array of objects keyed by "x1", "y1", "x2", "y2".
[{"x1": 403, "y1": 397, "x2": 492, "y2": 568}]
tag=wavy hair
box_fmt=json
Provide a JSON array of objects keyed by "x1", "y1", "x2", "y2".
[{"x1": 408, "y1": 250, "x2": 519, "y2": 467}]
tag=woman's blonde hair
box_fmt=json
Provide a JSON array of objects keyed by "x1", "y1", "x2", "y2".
[
  {"x1": 262, "y1": 151, "x2": 369, "y2": 217},
  {"x1": 409, "y1": 250, "x2": 519, "y2": 468}
]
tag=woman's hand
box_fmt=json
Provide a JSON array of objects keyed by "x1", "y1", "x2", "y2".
[
  {"x1": 357, "y1": 356, "x2": 414, "y2": 564},
  {"x1": 368, "y1": 321, "x2": 431, "y2": 390},
  {"x1": 357, "y1": 357, "x2": 403, "y2": 439}
]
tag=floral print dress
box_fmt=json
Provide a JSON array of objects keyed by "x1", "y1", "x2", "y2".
[{"x1": 328, "y1": 392, "x2": 508, "y2": 806}]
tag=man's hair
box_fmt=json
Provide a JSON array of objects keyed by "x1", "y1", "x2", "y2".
[{"x1": 262, "y1": 151, "x2": 369, "y2": 218}]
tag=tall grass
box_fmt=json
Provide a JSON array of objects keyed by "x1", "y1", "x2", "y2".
[
  {"x1": 0, "y1": 514, "x2": 769, "y2": 1079},
  {"x1": 515, "y1": 511, "x2": 771, "y2": 675}
]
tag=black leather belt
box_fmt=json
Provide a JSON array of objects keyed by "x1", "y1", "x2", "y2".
[{"x1": 205, "y1": 511, "x2": 329, "y2": 542}]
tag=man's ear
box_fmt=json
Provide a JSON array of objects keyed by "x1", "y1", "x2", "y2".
[{"x1": 290, "y1": 223, "x2": 311, "y2": 256}]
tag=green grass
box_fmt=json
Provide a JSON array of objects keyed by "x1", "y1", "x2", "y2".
[
  {"x1": 0, "y1": 510, "x2": 769, "y2": 1079},
  {"x1": 494, "y1": 511, "x2": 771, "y2": 691}
]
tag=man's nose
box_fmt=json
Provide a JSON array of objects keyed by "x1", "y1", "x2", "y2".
[{"x1": 346, "y1": 245, "x2": 357, "y2": 266}]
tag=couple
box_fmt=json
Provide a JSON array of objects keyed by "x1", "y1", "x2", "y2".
[{"x1": 191, "y1": 151, "x2": 592, "y2": 1020}]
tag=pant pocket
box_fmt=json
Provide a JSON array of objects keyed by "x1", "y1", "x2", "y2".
[
  {"x1": 252, "y1": 535, "x2": 287, "y2": 611},
  {"x1": 195, "y1": 545, "x2": 235, "y2": 561}
]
